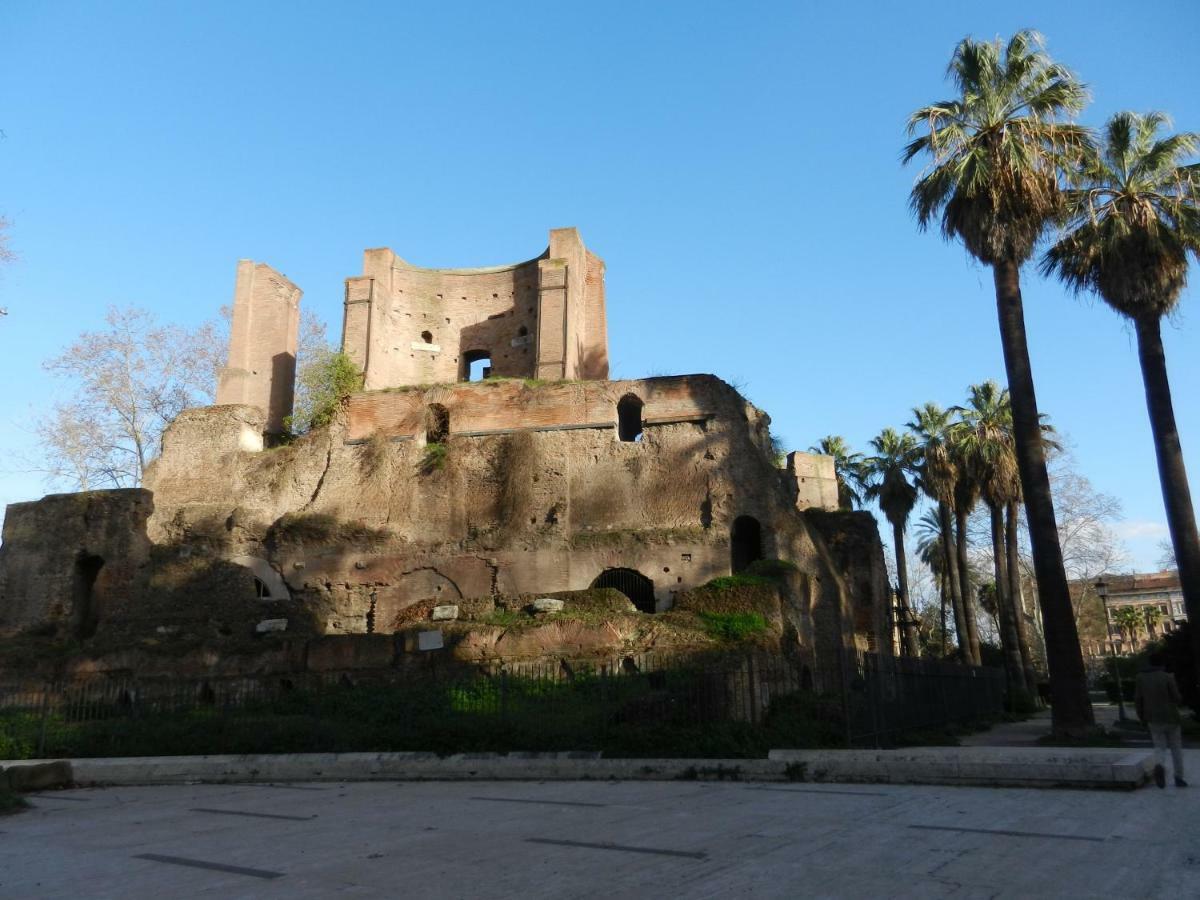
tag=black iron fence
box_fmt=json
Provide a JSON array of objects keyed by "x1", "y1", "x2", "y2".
[{"x1": 0, "y1": 652, "x2": 1006, "y2": 760}]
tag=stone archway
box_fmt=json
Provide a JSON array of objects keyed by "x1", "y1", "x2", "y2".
[{"x1": 591, "y1": 567, "x2": 656, "y2": 613}]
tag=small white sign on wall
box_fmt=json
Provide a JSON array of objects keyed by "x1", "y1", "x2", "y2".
[{"x1": 418, "y1": 629, "x2": 444, "y2": 651}]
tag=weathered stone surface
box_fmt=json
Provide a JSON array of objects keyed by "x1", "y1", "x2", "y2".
[
  {"x1": 0, "y1": 230, "x2": 892, "y2": 679},
  {"x1": 256, "y1": 618, "x2": 288, "y2": 633},
  {"x1": 431, "y1": 605, "x2": 459, "y2": 621},
  {"x1": 531, "y1": 598, "x2": 564, "y2": 613},
  {"x1": 4, "y1": 761, "x2": 73, "y2": 792},
  {"x1": 306, "y1": 635, "x2": 394, "y2": 671}
]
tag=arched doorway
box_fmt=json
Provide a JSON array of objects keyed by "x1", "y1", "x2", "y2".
[
  {"x1": 591, "y1": 567, "x2": 656, "y2": 613},
  {"x1": 72, "y1": 554, "x2": 104, "y2": 639},
  {"x1": 617, "y1": 394, "x2": 644, "y2": 442},
  {"x1": 730, "y1": 515, "x2": 762, "y2": 574}
]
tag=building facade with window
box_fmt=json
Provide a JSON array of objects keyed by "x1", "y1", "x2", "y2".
[{"x1": 1095, "y1": 570, "x2": 1185, "y2": 654}]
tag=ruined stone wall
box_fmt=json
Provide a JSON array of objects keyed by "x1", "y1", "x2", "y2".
[
  {"x1": 0, "y1": 490, "x2": 153, "y2": 636},
  {"x1": 341, "y1": 228, "x2": 608, "y2": 390},
  {"x1": 135, "y1": 376, "x2": 877, "y2": 658},
  {"x1": 215, "y1": 261, "x2": 301, "y2": 434}
]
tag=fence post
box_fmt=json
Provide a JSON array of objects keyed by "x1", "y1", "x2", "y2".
[{"x1": 36, "y1": 684, "x2": 51, "y2": 759}]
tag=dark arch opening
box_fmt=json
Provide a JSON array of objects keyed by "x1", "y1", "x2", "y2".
[
  {"x1": 421, "y1": 330, "x2": 433, "y2": 344},
  {"x1": 463, "y1": 349, "x2": 492, "y2": 382},
  {"x1": 730, "y1": 515, "x2": 763, "y2": 574},
  {"x1": 591, "y1": 567, "x2": 656, "y2": 614},
  {"x1": 517, "y1": 325, "x2": 528, "y2": 337},
  {"x1": 426, "y1": 403, "x2": 450, "y2": 444},
  {"x1": 72, "y1": 554, "x2": 104, "y2": 639},
  {"x1": 617, "y1": 394, "x2": 644, "y2": 443}
]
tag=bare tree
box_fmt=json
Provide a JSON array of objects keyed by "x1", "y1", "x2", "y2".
[
  {"x1": 38, "y1": 307, "x2": 221, "y2": 488},
  {"x1": 1158, "y1": 538, "x2": 1178, "y2": 572}
]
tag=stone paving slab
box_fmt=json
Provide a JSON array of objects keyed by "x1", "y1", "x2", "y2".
[
  {"x1": 1, "y1": 770, "x2": 1197, "y2": 899},
  {"x1": 2, "y1": 745, "x2": 1155, "y2": 791}
]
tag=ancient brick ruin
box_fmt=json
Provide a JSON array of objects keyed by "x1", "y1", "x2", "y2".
[{"x1": 0, "y1": 229, "x2": 891, "y2": 679}]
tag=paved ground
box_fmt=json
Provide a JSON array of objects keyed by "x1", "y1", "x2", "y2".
[{"x1": 3, "y1": 760, "x2": 1198, "y2": 899}]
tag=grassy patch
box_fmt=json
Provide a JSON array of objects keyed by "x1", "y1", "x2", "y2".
[
  {"x1": 698, "y1": 611, "x2": 768, "y2": 642},
  {"x1": 702, "y1": 574, "x2": 774, "y2": 591}
]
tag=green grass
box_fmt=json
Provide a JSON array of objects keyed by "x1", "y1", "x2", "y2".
[
  {"x1": 417, "y1": 442, "x2": 448, "y2": 474},
  {"x1": 701, "y1": 575, "x2": 774, "y2": 591},
  {"x1": 698, "y1": 611, "x2": 768, "y2": 641}
]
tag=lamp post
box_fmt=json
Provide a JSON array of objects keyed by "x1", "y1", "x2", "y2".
[{"x1": 1095, "y1": 578, "x2": 1128, "y2": 722}]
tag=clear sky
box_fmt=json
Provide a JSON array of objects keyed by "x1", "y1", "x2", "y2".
[{"x1": 1, "y1": 1, "x2": 1197, "y2": 570}]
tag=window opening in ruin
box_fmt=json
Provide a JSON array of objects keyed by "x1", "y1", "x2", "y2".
[
  {"x1": 730, "y1": 515, "x2": 763, "y2": 574},
  {"x1": 253, "y1": 577, "x2": 271, "y2": 599},
  {"x1": 421, "y1": 330, "x2": 433, "y2": 344},
  {"x1": 617, "y1": 394, "x2": 644, "y2": 443},
  {"x1": 463, "y1": 349, "x2": 492, "y2": 382},
  {"x1": 72, "y1": 554, "x2": 104, "y2": 639},
  {"x1": 591, "y1": 567, "x2": 656, "y2": 614},
  {"x1": 517, "y1": 325, "x2": 528, "y2": 337},
  {"x1": 426, "y1": 403, "x2": 450, "y2": 444}
]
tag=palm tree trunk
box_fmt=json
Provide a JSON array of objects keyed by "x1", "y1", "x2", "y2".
[
  {"x1": 940, "y1": 565, "x2": 949, "y2": 658},
  {"x1": 893, "y1": 522, "x2": 920, "y2": 657},
  {"x1": 1134, "y1": 314, "x2": 1200, "y2": 673},
  {"x1": 1006, "y1": 498, "x2": 1039, "y2": 691},
  {"x1": 989, "y1": 502, "x2": 1028, "y2": 700},
  {"x1": 954, "y1": 504, "x2": 982, "y2": 665},
  {"x1": 993, "y1": 260, "x2": 1093, "y2": 736},
  {"x1": 939, "y1": 501, "x2": 969, "y2": 663}
]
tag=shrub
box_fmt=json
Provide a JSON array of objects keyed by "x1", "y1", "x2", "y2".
[
  {"x1": 417, "y1": 442, "x2": 448, "y2": 474},
  {"x1": 287, "y1": 351, "x2": 363, "y2": 434}
]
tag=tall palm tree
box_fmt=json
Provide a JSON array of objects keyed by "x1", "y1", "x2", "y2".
[
  {"x1": 864, "y1": 428, "x2": 922, "y2": 657},
  {"x1": 957, "y1": 382, "x2": 1031, "y2": 701},
  {"x1": 904, "y1": 31, "x2": 1094, "y2": 734},
  {"x1": 908, "y1": 403, "x2": 970, "y2": 663},
  {"x1": 948, "y1": 423, "x2": 984, "y2": 665},
  {"x1": 809, "y1": 435, "x2": 866, "y2": 510},
  {"x1": 914, "y1": 507, "x2": 952, "y2": 658},
  {"x1": 1041, "y1": 111, "x2": 1200, "y2": 670}
]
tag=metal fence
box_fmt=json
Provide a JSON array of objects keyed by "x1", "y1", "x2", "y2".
[{"x1": 0, "y1": 651, "x2": 1006, "y2": 759}]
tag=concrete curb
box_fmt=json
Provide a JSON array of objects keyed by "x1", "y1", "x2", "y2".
[
  {"x1": 768, "y1": 747, "x2": 1154, "y2": 790},
  {"x1": 2, "y1": 747, "x2": 1154, "y2": 790}
]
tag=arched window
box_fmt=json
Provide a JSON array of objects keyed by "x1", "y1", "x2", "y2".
[
  {"x1": 72, "y1": 554, "x2": 104, "y2": 639},
  {"x1": 463, "y1": 349, "x2": 492, "y2": 382},
  {"x1": 591, "y1": 567, "x2": 656, "y2": 613},
  {"x1": 421, "y1": 330, "x2": 433, "y2": 344},
  {"x1": 426, "y1": 403, "x2": 450, "y2": 444},
  {"x1": 730, "y1": 515, "x2": 763, "y2": 574},
  {"x1": 617, "y1": 394, "x2": 643, "y2": 443},
  {"x1": 517, "y1": 325, "x2": 528, "y2": 337}
]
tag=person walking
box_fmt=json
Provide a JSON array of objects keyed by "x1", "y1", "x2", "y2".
[{"x1": 1135, "y1": 651, "x2": 1188, "y2": 788}]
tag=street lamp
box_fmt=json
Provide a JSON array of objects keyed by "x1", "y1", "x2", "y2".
[{"x1": 1095, "y1": 578, "x2": 1128, "y2": 722}]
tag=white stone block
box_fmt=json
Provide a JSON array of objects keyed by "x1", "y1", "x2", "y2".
[
  {"x1": 256, "y1": 618, "x2": 288, "y2": 633},
  {"x1": 432, "y1": 605, "x2": 459, "y2": 621},
  {"x1": 532, "y1": 598, "x2": 564, "y2": 613}
]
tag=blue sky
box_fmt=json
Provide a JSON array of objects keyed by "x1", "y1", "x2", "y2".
[{"x1": 1, "y1": 1, "x2": 1197, "y2": 570}]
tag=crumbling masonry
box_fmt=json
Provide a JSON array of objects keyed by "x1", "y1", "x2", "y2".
[{"x1": 0, "y1": 229, "x2": 891, "y2": 679}]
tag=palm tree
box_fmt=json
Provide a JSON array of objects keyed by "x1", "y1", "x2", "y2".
[
  {"x1": 957, "y1": 382, "x2": 1030, "y2": 701},
  {"x1": 809, "y1": 435, "x2": 866, "y2": 510},
  {"x1": 1041, "y1": 111, "x2": 1200, "y2": 670},
  {"x1": 948, "y1": 423, "x2": 984, "y2": 665},
  {"x1": 914, "y1": 507, "x2": 952, "y2": 658},
  {"x1": 1113, "y1": 606, "x2": 1144, "y2": 649},
  {"x1": 908, "y1": 403, "x2": 971, "y2": 663},
  {"x1": 904, "y1": 31, "x2": 1094, "y2": 734},
  {"x1": 864, "y1": 428, "x2": 922, "y2": 657},
  {"x1": 1143, "y1": 605, "x2": 1164, "y2": 640}
]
